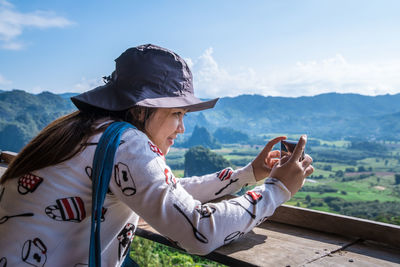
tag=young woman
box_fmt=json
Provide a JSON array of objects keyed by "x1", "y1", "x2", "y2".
[{"x1": 0, "y1": 44, "x2": 313, "y2": 266}]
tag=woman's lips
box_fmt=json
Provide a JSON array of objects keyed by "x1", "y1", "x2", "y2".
[{"x1": 168, "y1": 138, "x2": 174, "y2": 146}]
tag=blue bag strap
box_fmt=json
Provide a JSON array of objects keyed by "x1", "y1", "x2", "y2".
[{"x1": 89, "y1": 121, "x2": 135, "y2": 267}]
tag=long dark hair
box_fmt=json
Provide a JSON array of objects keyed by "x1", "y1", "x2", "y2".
[{"x1": 1, "y1": 106, "x2": 156, "y2": 184}]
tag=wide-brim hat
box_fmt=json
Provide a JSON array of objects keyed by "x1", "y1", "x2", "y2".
[{"x1": 71, "y1": 44, "x2": 218, "y2": 112}]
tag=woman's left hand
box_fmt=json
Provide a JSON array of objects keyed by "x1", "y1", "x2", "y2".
[{"x1": 251, "y1": 136, "x2": 287, "y2": 182}]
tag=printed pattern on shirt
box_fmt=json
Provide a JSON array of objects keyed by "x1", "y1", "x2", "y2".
[
  {"x1": 229, "y1": 191, "x2": 263, "y2": 220},
  {"x1": 148, "y1": 141, "x2": 164, "y2": 158},
  {"x1": 195, "y1": 204, "x2": 216, "y2": 219},
  {"x1": 21, "y1": 237, "x2": 47, "y2": 267},
  {"x1": 114, "y1": 162, "x2": 136, "y2": 196},
  {"x1": 214, "y1": 168, "x2": 238, "y2": 196},
  {"x1": 0, "y1": 212, "x2": 34, "y2": 224},
  {"x1": 117, "y1": 223, "x2": 135, "y2": 260},
  {"x1": 216, "y1": 168, "x2": 233, "y2": 181},
  {"x1": 224, "y1": 231, "x2": 244, "y2": 245},
  {"x1": 164, "y1": 168, "x2": 177, "y2": 189},
  {"x1": 85, "y1": 166, "x2": 112, "y2": 195},
  {"x1": 45, "y1": 197, "x2": 86, "y2": 223},
  {"x1": 229, "y1": 199, "x2": 256, "y2": 219},
  {"x1": 244, "y1": 191, "x2": 263, "y2": 205},
  {"x1": 173, "y1": 204, "x2": 209, "y2": 244},
  {"x1": 17, "y1": 173, "x2": 43, "y2": 195},
  {"x1": 215, "y1": 178, "x2": 239, "y2": 196}
]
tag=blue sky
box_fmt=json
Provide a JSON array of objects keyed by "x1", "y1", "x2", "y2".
[{"x1": 1, "y1": 0, "x2": 400, "y2": 98}]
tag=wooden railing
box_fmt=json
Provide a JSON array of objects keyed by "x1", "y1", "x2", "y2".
[{"x1": 1, "y1": 151, "x2": 400, "y2": 266}]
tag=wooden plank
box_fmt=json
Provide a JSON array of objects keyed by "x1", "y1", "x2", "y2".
[
  {"x1": 0, "y1": 151, "x2": 17, "y2": 163},
  {"x1": 215, "y1": 221, "x2": 354, "y2": 267},
  {"x1": 305, "y1": 240, "x2": 400, "y2": 267},
  {"x1": 137, "y1": 219, "x2": 356, "y2": 267},
  {"x1": 137, "y1": 219, "x2": 400, "y2": 266},
  {"x1": 269, "y1": 204, "x2": 400, "y2": 248},
  {"x1": 137, "y1": 219, "x2": 258, "y2": 266}
]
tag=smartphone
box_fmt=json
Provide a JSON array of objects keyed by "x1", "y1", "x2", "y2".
[{"x1": 280, "y1": 140, "x2": 305, "y2": 161}]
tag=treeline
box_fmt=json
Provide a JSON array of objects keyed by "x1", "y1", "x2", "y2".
[
  {"x1": 302, "y1": 196, "x2": 400, "y2": 226},
  {"x1": 311, "y1": 140, "x2": 391, "y2": 165}
]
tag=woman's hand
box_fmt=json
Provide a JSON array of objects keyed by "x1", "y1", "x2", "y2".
[
  {"x1": 251, "y1": 136, "x2": 287, "y2": 182},
  {"x1": 269, "y1": 135, "x2": 314, "y2": 196}
]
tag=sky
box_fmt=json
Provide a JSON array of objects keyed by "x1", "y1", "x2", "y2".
[{"x1": 1, "y1": 0, "x2": 400, "y2": 98}]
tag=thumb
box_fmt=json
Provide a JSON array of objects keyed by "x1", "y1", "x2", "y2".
[{"x1": 289, "y1": 135, "x2": 307, "y2": 163}]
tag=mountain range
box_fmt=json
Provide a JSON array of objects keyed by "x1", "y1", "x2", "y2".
[{"x1": 0, "y1": 89, "x2": 399, "y2": 152}]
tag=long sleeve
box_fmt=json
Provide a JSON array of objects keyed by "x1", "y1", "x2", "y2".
[
  {"x1": 110, "y1": 129, "x2": 291, "y2": 255},
  {"x1": 178, "y1": 163, "x2": 257, "y2": 203}
]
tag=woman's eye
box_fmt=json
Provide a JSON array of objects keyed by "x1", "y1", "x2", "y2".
[{"x1": 173, "y1": 110, "x2": 187, "y2": 117}]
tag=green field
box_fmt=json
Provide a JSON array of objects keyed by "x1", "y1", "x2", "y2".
[
  {"x1": 133, "y1": 138, "x2": 400, "y2": 265},
  {"x1": 167, "y1": 138, "x2": 400, "y2": 225}
]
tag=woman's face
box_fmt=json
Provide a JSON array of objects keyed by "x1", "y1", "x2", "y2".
[{"x1": 145, "y1": 108, "x2": 186, "y2": 155}]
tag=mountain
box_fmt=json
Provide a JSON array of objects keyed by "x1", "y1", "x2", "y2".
[
  {"x1": 1, "y1": 90, "x2": 400, "y2": 152},
  {"x1": 185, "y1": 93, "x2": 400, "y2": 140},
  {"x1": 58, "y1": 92, "x2": 79, "y2": 99},
  {"x1": 0, "y1": 90, "x2": 76, "y2": 151}
]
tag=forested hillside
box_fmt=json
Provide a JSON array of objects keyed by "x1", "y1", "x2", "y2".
[
  {"x1": 0, "y1": 90, "x2": 76, "y2": 151},
  {"x1": 1, "y1": 89, "x2": 400, "y2": 152}
]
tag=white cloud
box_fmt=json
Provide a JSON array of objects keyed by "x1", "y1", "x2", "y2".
[
  {"x1": 0, "y1": 73, "x2": 11, "y2": 85},
  {"x1": 73, "y1": 77, "x2": 104, "y2": 93},
  {"x1": 189, "y1": 48, "x2": 400, "y2": 98},
  {"x1": 190, "y1": 47, "x2": 272, "y2": 98},
  {"x1": 0, "y1": 0, "x2": 73, "y2": 50}
]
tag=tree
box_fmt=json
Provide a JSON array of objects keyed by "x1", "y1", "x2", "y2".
[
  {"x1": 184, "y1": 146, "x2": 230, "y2": 176},
  {"x1": 395, "y1": 174, "x2": 400, "y2": 185},
  {"x1": 357, "y1": 166, "x2": 366, "y2": 172},
  {"x1": 305, "y1": 195, "x2": 311, "y2": 203},
  {"x1": 184, "y1": 126, "x2": 220, "y2": 149},
  {"x1": 213, "y1": 127, "x2": 249, "y2": 144},
  {"x1": 323, "y1": 165, "x2": 332, "y2": 171},
  {"x1": 335, "y1": 170, "x2": 344, "y2": 177}
]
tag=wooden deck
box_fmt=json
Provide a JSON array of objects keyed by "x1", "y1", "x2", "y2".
[
  {"x1": 1, "y1": 151, "x2": 399, "y2": 266},
  {"x1": 137, "y1": 206, "x2": 400, "y2": 267}
]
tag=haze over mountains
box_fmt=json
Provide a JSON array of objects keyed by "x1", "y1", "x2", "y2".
[{"x1": 1, "y1": 89, "x2": 399, "y2": 152}]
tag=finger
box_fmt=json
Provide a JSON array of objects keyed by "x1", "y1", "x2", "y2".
[
  {"x1": 304, "y1": 165, "x2": 314, "y2": 177},
  {"x1": 302, "y1": 154, "x2": 313, "y2": 168},
  {"x1": 280, "y1": 155, "x2": 290, "y2": 165},
  {"x1": 264, "y1": 136, "x2": 287, "y2": 153},
  {"x1": 268, "y1": 150, "x2": 281, "y2": 158},
  {"x1": 290, "y1": 135, "x2": 307, "y2": 163},
  {"x1": 268, "y1": 158, "x2": 280, "y2": 168}
]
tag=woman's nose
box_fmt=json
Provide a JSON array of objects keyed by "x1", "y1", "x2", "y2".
[{"x1": 177, "y1": 118, "x2": 185, "y2": 133}]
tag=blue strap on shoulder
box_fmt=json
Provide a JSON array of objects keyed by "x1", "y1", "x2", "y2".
[{"x1": 89, "y1": 121, "x2": 135, "y2": 267}]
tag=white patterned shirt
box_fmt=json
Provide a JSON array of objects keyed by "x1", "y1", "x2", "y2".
[{"x1": 0, "y1": 128, "x2": 290, "y2": 267}]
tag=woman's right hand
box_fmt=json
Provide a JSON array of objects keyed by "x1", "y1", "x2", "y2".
[{"x1": 269, "y1": 135, "x2": 314, "y2": 197}]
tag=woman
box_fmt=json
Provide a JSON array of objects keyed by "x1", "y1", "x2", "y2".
[{"x1": 0, "y1": 44, "x2": 313, "y2": 266}]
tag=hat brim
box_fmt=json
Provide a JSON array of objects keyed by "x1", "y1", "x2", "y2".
[
  {"x1": 71, "y1": 82, "x2": 218, "y2": 113},
  {"x1": 136, "y1": 95, "x2": 219, "y2": 112}
]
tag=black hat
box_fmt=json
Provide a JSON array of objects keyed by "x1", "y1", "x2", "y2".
[{"x1": 71, "y1": 44, "x2": 218, "y2": 112}]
